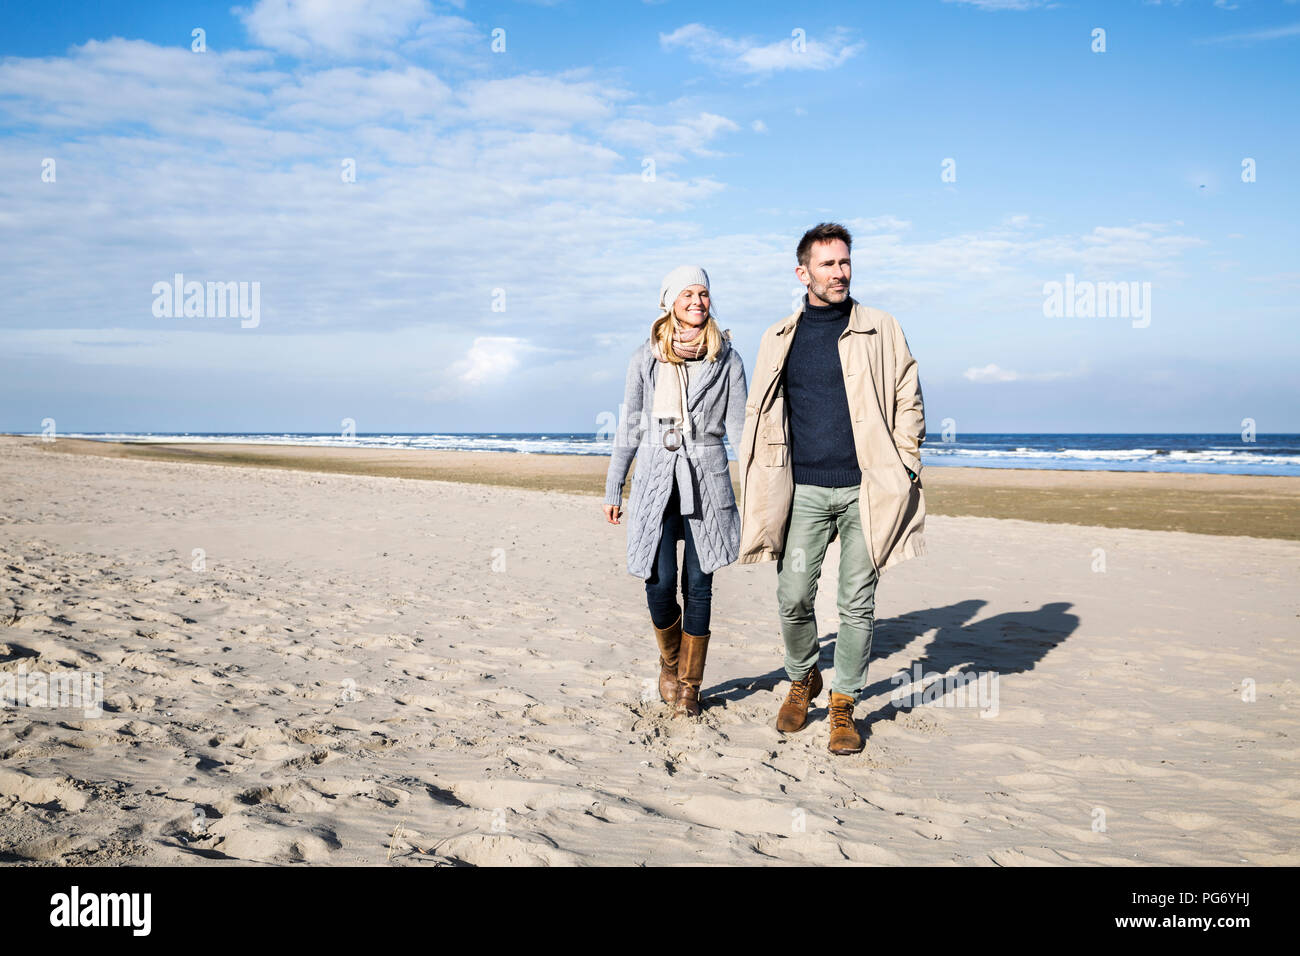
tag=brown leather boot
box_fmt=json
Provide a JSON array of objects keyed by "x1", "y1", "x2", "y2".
[
  {"x1": 652, "y1": 612, "x2": 683, "y2": 705},
  {"x1": 776, "y1": 667, "x2": 823, "y2": 733},
  {"x1": 673, "y1": 630, "x2": 710, "y2": 717},
  {"x1": 827, "y1": 692, "x2": 864, "y2": 754}
]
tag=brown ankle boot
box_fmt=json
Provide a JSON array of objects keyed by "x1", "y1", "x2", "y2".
[
  {"x1": 652, "y1": 612, "x2": 683, "y2": 705},
  {"x1": 827, "y1": 692, "x2": 864, "y2": 754},
  {"x1": 776, "y1": 667, "x2": 823, "y2": 733},
  {"x1": 673, "y1": 630, "x2": 710, "y2": 717}
]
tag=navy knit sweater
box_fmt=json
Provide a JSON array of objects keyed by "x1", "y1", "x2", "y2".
[{"x1": 785, "y1": 295, "x2": 862, "y2": 487}]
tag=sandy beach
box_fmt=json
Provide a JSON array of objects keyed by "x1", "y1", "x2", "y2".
[
  {"x1": 1, "y1": 434, "x2": 1297, "y2": 865},
  {"x1": 32, "y1": 437, "x2": 1300, "y2": 541}
]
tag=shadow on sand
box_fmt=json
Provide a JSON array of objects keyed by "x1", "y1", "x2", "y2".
[{"x1": 708, "y1": 599, "x2": 1080, "y2": 731}]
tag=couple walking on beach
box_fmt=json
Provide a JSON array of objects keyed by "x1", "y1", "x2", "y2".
[{"x1": 603, "y1": 222, "x2": 926, "y2": 755}]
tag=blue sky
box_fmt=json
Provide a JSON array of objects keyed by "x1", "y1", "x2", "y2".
[{"x1": 1, "y1": 0, "x2": 1297, "y2": 434}]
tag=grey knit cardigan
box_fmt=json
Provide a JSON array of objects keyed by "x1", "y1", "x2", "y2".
[{"x1": 604, "y1": 333, "x2": 748, "y2": 579}]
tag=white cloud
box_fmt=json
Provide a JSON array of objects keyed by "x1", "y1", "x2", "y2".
[
  {"x1": 236, "y1": 0, "x2": 434, "y2": 58},
  {"x1": 453, "y1": 336, "x2": 528, "y2": 386},
  {"x1": 846, "y1": 215, "x2": 912, "y2": 234},
  {"x1": 963, "y1": 363, "x2": 1085, "y2": 383},
  {"x1": 1196, "y1": 22, "x2": 1300, "y2": 45},
  {"x1": 1002, "y1": 213, "x2": 1040, "y2": 229},
  {"x1": 0, "y1": 36, "x2": 732, "y2": 355},
  {"x1": 660, "y1": 24, "x2": 863, "y2": 74},
  {"x1": 4, "y1": 325, "x2": 460, "y2": 375},
  {"x1": 272, "y1": 66, "x2": 453, "y2": 125},
  {"x1": 427, "y1": 335, "x2": 557, "y2": 400},
  {"x1": 604, "y1": 110, "x2": 740, "y2": 163},
  {"x1": 0, "y1": 32, "x2": 1218, "y2": 427},
  {"x1": 459, "y1": 73, "x2": 623, "y2": 128},
  {"x1": 0, "y1": 40, "x2": 274, "y2": 132},
  {"x1": 964, "y1": 363, "x2": 1020, "y2": 382},
  {"x1": 403, "y1": 13, "x2": 482, "y2": 55}
]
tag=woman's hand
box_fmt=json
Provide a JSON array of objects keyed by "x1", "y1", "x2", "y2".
[{"x1": 603, "y1": 504, "x2": 622, "y2": 525}]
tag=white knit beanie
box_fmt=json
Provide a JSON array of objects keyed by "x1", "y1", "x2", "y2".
[{"x1": 658, "y1": 265, "x2": 714, "y2": 318}]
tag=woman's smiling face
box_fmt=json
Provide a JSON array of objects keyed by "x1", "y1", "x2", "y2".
[{"x1": 672, "y1": 284, "x2": 709, "y2": 325}]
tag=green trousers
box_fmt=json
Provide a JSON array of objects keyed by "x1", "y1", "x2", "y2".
[{"x1": 776, "y1": 483, "x2": 879, "y2": 700}]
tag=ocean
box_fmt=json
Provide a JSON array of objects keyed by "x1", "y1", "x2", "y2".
[{"x1": 39, "y1": 432, "x2": 1300, "y2": 477}]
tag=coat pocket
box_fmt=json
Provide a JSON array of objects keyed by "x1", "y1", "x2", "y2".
[
  {"x1": 689, "y1": 450, "x2": 731, "y2": 513},
  {"x1": 760, "y1": 391, "x2": 788, "y2": 466},
  {"x1": 896, "y1": 447, "x2": 922, "y2": 482},
  {"x1": 702, "y1": 459, "x2": 742, "y2": 561},
  {"x1": 762, "y1": 442, "x2": 787, "y2": 467},
  {"x1": 709, "y1": 458, "x2": 738, "y2": 510}
]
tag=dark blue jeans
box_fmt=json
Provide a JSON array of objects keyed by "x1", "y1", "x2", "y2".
[{"x1": 645, "y1": 478, "x2": 713, "y2": 636}]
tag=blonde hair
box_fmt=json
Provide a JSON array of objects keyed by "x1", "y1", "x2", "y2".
[
  {"x1": 655, "y1": 290, "x2": 728, "y2": 364},
  {"x1": 651, "y1": 312, "x2": 725, "y2": 363}
]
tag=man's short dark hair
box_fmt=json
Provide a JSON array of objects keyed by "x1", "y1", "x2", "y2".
[{"x1": 796, "y1": 222, "x2": 853, "y2": 268}]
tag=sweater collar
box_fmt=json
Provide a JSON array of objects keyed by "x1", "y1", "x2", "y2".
[
  {"x1": 801, "y1": 293, "x2": 852, "y2": 323},
  {"x1": 776, "y1": 297, "x2": 874, "y2": 336}
]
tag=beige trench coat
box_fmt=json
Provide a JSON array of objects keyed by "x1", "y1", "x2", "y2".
[{"x1": 737, "y1": 299, "x2": 926, "y2": 572}]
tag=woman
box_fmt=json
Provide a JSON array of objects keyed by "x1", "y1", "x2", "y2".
[{"x1": 602, "y1": 266, "x2": 748, "y2": 717}]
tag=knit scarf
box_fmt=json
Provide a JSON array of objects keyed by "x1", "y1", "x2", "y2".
[
  {"x1": 655, "y1": 315, "x2": 708, "y2": 361},
  {"x1": 650, "y1": 317, "x2": 709, "y2": 443},
  {"x1": 651, "y1": 358, "x2": 693, "y2": 443}
]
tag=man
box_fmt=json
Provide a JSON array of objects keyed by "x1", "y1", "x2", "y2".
[{"x1": 737, "y1": 222, "x2": 926, "y2": 755}]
